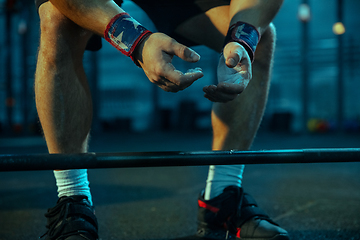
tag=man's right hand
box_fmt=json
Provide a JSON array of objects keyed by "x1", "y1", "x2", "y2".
[{"x1": 133, "y1": 33, "x2": 204, "y2": 92}]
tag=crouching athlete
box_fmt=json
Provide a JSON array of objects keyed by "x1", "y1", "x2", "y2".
[{"x1": 34, "y1": 0, "x2": 289, "y2": 239}]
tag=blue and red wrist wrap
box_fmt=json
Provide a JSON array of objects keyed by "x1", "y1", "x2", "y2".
[
  {"x1": 105, "y1": 13, "x2": 152, "y2": 64},
  {"x1": 224, "y1": 22, "x2": 260, "y2": 63}
]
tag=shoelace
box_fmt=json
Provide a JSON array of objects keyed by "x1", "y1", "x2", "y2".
[{"x1": 40, "y1": 197, "x2": 87, "y2": 239}]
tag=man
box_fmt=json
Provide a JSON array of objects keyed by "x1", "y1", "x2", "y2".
[{"x1": 35, "y1": 0, "x2": 288, "y2": 239}]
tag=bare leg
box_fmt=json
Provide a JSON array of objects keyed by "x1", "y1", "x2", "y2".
[
  {"x1": 35, "y1": 2, "x2": 93, "y2": 154},
  {"x1": 211, "y1": 25, "x2": 275, "y2": 151},
  {"x1": 175, "y1": 8, "x2": 289, "y2": 240},
  {"x1": 175, "y1": 6, "x2": 276, "y2": 200},
  {"x1": 175, "y1": 6, "x2": 276, "y2": 151}
]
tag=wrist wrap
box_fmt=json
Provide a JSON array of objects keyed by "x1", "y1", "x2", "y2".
[
  {"x1": 224, "y1": 22, "x2": 260, "y2": 63},
  {"x1": 105, "y1": 13, "x2": 152, "y2": 64}
]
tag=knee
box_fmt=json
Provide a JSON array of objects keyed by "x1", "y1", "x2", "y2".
[
  {"x1": 262, "y1": 22, "x2": 277, "y2": 43},
  {"x1": 252, "y1": 22, "x2": 276, "y2": 65},
  {"x1": 248, "y1": 23, "x2": 277, "y2": 85},
  {"x1": 38, "y1": 2, "x2": 92, "y2": 57},
  {"x1": 267, "y1": 22, "x2": 277, "y2": 37},
  {"x1": 39, "y1": 3, "x2": 72, "y2": 39}
]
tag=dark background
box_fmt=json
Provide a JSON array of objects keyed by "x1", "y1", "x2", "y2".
[
  {"x1": 0, "y1": 0, "x2": 359, "y2": 134},
  {"x1": 0, "y1": 0, "x2": 359, "y2": 239}
]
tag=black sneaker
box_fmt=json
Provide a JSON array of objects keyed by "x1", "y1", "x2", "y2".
[
  {"x1": 197, "y1": 186, "x2": 289, "y2": 240},
  {"x1": 40, "y1": 195, "x2": 99, "y2": 240}
]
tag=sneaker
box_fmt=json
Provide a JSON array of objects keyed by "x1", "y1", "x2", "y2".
[
  {"x1": 197, "y1": 186, "x2": 289, "y2": 240},
  {"x1": 40, "y1": 195, "x2": 99, "y2": 240}
]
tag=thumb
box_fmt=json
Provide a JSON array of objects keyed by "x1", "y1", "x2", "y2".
[
  {"x1": 172, "y1": 42, "x2": 201, "y2": 62},
  {"x1": 223, "y1": 42, "x2": 249, "y2": 68}
]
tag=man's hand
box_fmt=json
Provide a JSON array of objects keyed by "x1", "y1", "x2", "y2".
[
  {"x1": 134, "y1": 33, "x2": 204, "y2": 93},
  {"x1": 203, "y1": 42, "x2": 252, "y2": 102}
]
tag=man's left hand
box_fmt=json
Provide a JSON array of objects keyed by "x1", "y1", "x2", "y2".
[{"x1": 203, "y1": 42, "x2": 252, "y2": 103}]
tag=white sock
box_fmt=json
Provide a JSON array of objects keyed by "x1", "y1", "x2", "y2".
[
  {"x1": 54, "y1": 169, "x2": 93, "y2": 205},
  {"x1": 204, "y1": 165, "x2": 245, "y2": 200}
]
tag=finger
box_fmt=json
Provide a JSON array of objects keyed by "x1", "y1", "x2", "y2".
[
  {"x1": 214, "y1": 91, "x2": 238, "y2": 102},
  {"x1": 223, "y1": 42, "x2": 250, "y2": 68},
  {"x1": 204, "y1": 83, "x2": 244, "y2": 95},
  {"x1": 149, "y1": 75, "x2": 170, "y2": 88},
  {"x1": 181, "y1": 67, "x2": 204, "y2": 89},
  {"x1": 154, "y1": 77, "x2": 180, "y2": 93},
  {"x1": 204, "y1": 93, "x2": 218, "y2": 102},
  {"x1": 163, "y1": 65, "x2": 203, "y2": 90},
  {"x1": 160, "y1": 85, "x2": 175, "y2": 92},
  {"x1": 217, "y1": 82, "x2": 245, "y2": 95},
  {"x1": 203, "y1": 85, "x2": 238, "y2": 103},
  {"x1": 171, "y1": 41, "x2": 201, "y2": 63},
  {"x1": 203, "y1": 85, "x2": 217, "y2": 95},
  {"x1": 162, "y1": 80, "x2": 185, "y2": 93},
  {"x1": 204, "y1": 92, "x2": 237, "y2": 103},
  {"x1": 203, "y1": 86, "x2": 219, "y2": 102},
  {"x1": 207, "y1": 89, "x2": 237, "y2": 102}
]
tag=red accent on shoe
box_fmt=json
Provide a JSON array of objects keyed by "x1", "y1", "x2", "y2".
[
  {"x1": 198, "y1": 200, "x2": 220, "y2": 213},
  {"x1": 236, "y1": 228, "x2": 241, "y2": 238}
]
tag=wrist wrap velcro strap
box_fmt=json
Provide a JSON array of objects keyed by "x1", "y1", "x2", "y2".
[
  {"x1": 224, "y1": 22, "x2": 260, "y2": 63},
  {"x1": 105, "y1": 13, "x2": 152, "y2": 62}
]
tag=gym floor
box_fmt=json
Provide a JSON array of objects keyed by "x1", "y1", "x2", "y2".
[{"x1": 0, "y1": 130, "x2": 359, "y2": 240}]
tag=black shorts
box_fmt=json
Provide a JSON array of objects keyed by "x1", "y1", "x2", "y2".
[
  {"x1": 132, "y1": 0, "x2": 230, "y2": 46},
  {"x1": 35, "y1": 0, "x2": 230, "y2": 50}
]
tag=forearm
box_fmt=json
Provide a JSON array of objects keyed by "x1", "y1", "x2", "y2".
[
  {"x1": 229, "y1": 0, "x2": 283, "y2": 34},
  {"x1": 49, "y1": 0, "x2": 124, "y2": 36}
]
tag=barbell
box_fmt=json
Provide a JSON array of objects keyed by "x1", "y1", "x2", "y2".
[{"x1": 0, "y1": 148, "x2": 359, "y2": 171}]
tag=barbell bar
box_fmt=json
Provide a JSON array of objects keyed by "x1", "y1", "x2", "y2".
[{"x1": 0, "y1": 148, "x2": 359, "y2": 172}]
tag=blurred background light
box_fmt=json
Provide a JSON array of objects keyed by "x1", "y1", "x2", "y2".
[
  {"x1": 333, "y1": 22, "x2": 346, "y2": 35},
  {"x1": 298, "y1": 3, "x2": 311, "y2": 22}
]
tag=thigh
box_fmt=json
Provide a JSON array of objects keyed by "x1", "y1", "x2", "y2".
[{"x1": 174, "y1": 4, "x2": 230, "y2": 52}]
